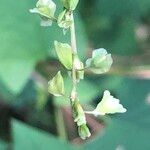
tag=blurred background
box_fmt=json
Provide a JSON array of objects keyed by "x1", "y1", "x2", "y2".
[{"x1": 0, "y1": 0, "x2": 150, "y2": 149}]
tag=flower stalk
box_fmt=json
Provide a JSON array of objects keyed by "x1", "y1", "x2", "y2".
[
  {"x1": 69, "y1": 11, "x2": 91, "y2": 139},
  {"x1": 30, "y1": 0, "x2": 127, "y2": 140},
  {"x1": 70, "y1": 12, "x2": 77, "y2": 102}
]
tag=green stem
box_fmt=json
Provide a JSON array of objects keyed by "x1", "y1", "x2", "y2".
[
  {"x1": 55, "y1": 107, "x2": 67, "y2": 140},
  {"x1": 69, "y1": 11, "x2": 91, "y2": 140},
  {"x1": 70, "y1": 13, "x2": 77, "y2": 54},
  {"x1": 70, "y1": 12, "x2": 77, "y2": 101},
  {"x1": 84, "y1": 111, "x2": 94, "y2": 115}
]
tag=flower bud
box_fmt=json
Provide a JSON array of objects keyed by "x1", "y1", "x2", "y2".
[
  {"x1": 78, "y1": 124, "x2": 91, "y2": 140},
  {"x1": 71, "y1": 99, "x2": 86, "y2": 126},
  {"x1": 58, "y1": 10, "x2": 72, "y2": 30}
]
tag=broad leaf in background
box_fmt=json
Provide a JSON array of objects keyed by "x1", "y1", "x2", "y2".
[
  {"x1": 0, "y1": 140, "x2": 9, "y2": 150},
  {"x1": 137, "y1": 0, "x2": 150, "y2": 16},
  {"x1": 12, "y1": 119, "x2": 76, "y2": 150},
  {"x1": 80, "y1": 0, "x2": 146, "y2": 56},
  {"x1": 0, "y1": 0, "x2": 48, "y2": 94},
  {"x1": 84, "y1": 119, "x2": 150, "y2": 150}
]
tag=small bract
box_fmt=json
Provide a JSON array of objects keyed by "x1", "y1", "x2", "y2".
[
  {"x1": 48, "y1": 71, "x2": 65, "y2": 97},
  {"x1": 54, "y1": 41, "x2": 72, "y2": 70}
]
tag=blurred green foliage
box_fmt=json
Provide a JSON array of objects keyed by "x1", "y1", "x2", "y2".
[
  {"x1": 80, "y1": 0, "x2": 150, "y2": 55},
  {"x1": 0, "y1": 0, "x2": 150, "y2": 149},
  {"x1": 12, "y1": 119, "x2": 75, "y2": 150}
]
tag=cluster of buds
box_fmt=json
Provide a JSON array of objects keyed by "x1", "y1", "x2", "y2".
[{"x1": 30, "y1": 0, "x2": 79, "y2": 30}]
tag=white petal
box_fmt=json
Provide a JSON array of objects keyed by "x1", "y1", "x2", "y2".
[{"x1": 93, "y1": 90, "x2": 127, "y2": 115}]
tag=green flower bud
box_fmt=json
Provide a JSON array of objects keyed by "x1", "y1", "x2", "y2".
[
  {"x1": 71, "y1": 99, "x2": 86, "y2": 126},
  {"x1": 78, "y1": 124, "x2": 91, "y2": 140},
  {"x1": 58, "y1": 10, "x2": 72, "y2": 30},
  {"x1": 61, "y1": 0, "x2": 79, "y2": 10}
]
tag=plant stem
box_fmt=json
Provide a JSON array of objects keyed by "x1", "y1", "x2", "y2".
[
  {"x1": 70, "y1": 12, "x2": 77, "y2": 101},
  {"x1": 55, "y1": 107, "x2": 67, "y2": 140},
  {"x1": 70, "y1": 13, "x2": 77, "y2": 54},
  {"x1": 84, "y1": 111, "x2": 94, "y2": 115}
]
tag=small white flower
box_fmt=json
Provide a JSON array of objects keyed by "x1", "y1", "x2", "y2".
[
  {"x1": 85, "y1": 90, "x2": 127, "y2": 116},
  {"x1": 85, "y1": 48, "x2": 113, "y2": 74},
  {"x1": 29, "y1": 0, "x2": 56, "y2": 26}
]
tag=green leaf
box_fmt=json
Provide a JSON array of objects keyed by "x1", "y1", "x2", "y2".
[
  {"x1": 86, "y1": 48, "x2": 113, "y2": 74},
  {"x1": 30, "y1": 0, "x2": 56, "y2": 26},
  {"x1": 12, "y1": 119, "x2": 76, "y2": 150},
  {"x1": 48, "y1": 71, "x2": 65, "y2": 96},
  {"x1": 58, "y1": 10, "x2": 67, "y2": 23},
  {"x1": 61, "y1": 0, "x2": 79, "y2": 10},
  {"x1": 0, "y1": 0, "x2": 50, "y2": 94},
  {"x1": 0, "y1": 60, "x2": 35, "y2": 94},
  {"x1": 54, "y1": 41, "x2": 72, "y2": 69},
  {"x1": 84, "y1": 119, "x2": 150, "y2": 150}
]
